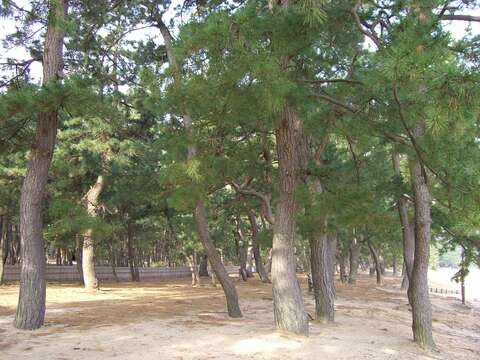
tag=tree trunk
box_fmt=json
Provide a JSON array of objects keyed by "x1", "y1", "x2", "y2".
[
  {"x1": 110, "y1": 240, "x2": 119, "y2": 283},
  {"x1": 348, "y1": 236, "x2": 361, "y2": 285},
  {"x1": 408, "y1": 157, "x2": 435, "y2": 348},
  {"x1": 339, "y1": 254, "x2": 348, "y2": 283},
  {"x1": 401, "y1": 263, "x2": 409, "y2": 290},
  {"x1": 235, "y1": 219, "x2": 249, "y2": 281},
  {"x1": 188, "y1": 249, "x2": 200, "y2": 286},
  {"x1": 199, "y1": 255, "x2": 209, "y2": 277},
  {"x1": 0, "y1": 214, "x2": 6, "y2": 285},
  {"x1": 15, "y1": 0, "x2": 68, "y2": 330},
  {"x1": 392, "y1": 150, "x2": 415, "y2": 297},
  {"x1": 195, "y1": 202, "x2": 242, "y2": 317},
  {"x1": 368, "y1": 242, "x2": 382, "y2": 285},
  {"x1": 75, "y1": 235, "x2": 84, "y2": 285},
  {"x1": 247, "y1": 210, "x2": 270, "y2": 283},
  {"x1": 392, "y1": 255, "x2": 397, "y2": 276},
  {"x1": 272, "y1": 104, "x2": 308, "y2": 336},
  {"x1": 264, "y1": 248, "x2": 273, "y2": 274},
  {"x1": 309, "y1": 223, "x2": 335, "y2": 323},
  {"x1": 127, "y1": 221, "x2": 140, "y2": 282},
  {"x1": 156, "y1": 17, "x2": 241, "y2": 318},
  {"x1": 82, "y1": 175, "x2": 104, "y2": 290}
]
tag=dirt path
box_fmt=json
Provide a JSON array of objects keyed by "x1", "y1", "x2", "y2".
[{"x1": 0, "y1": 275, "x2": 478, "y2": 359}]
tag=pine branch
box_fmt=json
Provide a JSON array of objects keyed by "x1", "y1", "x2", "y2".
[{"x1": 230, "y1": 181, "x2": 275, "y2": 225}]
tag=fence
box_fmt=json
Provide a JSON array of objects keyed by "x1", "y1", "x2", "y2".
[
  {"x1": 3, "y1": 265, "x2": 240, "y2": 282},
  {"x1": 429, "y1": 287, "x2": 459, "y2": 296}
]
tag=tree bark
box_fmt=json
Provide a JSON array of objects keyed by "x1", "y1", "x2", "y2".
[
  {"x1": 392, "y1": 150, "x2": 415, "y2": 293},
  {"x1": 368, "y1": 242, "x2": 382, "y2": 285},
  {"x1": 247, "y1": 210, "x2": 270, "y2": 283},
  {"x1": 199, "y1": 254, "x2": 209, "y2": 277},
  {"x1": 348, "y1": 236, "x2": 361, "y2": 285},
  {"x1": 127, "y1": 220, "x2": 140, "y2": 282},
  {"x1": 15, "y1": 0, "x2": 68, "y2": 330},
  {"x1": 338, "y1": 253, "x2": 348, "y2": 283},
  {"x1": 309, "y1": 222, "x2": 335, "y2": 323},
  {"x1": 408, "y1": 157, "x2": 435, "y2": 348},
  {"x1": 82, "y1": 175, "x2": 104, "y2": 289},
  {"x1": 235, "y1": 218, "x2": 249, "y2": 281},
  {"x1": 272, "y1": 104, "x2": 308, "y2": 336}
]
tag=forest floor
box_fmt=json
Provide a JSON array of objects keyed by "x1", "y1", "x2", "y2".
[{"x1": 0, "y1": 274, "x2": 478, "y2": 360}]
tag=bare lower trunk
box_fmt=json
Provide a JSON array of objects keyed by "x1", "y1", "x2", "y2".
[
  {"x1": 401, "y1": 263, "x2": 409, "y2": 290},
  {"x1": 195, "y1": 202, "x2": 242, "y2": 317},
  {"x1": 368, "y1": 242, "x2": 382, "y2": 285},
  {"x1": 82, "y1": 175, "x2": 104, "y2": 290},
  {"x1": 199, "y1": 255, "x2": 209, "y2": 277},
  {"x1": 265, "y1": 248, "x2": 272, "y2": 273},
  {"x1": 309, "y1": 224, "x2": 335, "y2": 323},
  {"x1": 272, "y1": 104, "x2": 308, "y2": 336},
  {"x1": 127, "y1": 222, "x2": 140, "y2": 282},
  {"x1": 409, "y1": 158, "x2": 435, "y2": 348},
  {"x1": 247, "y1": 210, "x2": 270, "y2": 283},
  {"x1": 15, "y1": 0, "x2": 68, "y2": 330},
  {"x1": 392, "y1": 150, "x2": 415, "y2": 297},
  {"x1": 235, "y1": 218, "x2": 249, "y2": 281},
  {"x1": 188, "y1": 250, "x2": 200, "y2": 286},
  {"x1": 82, "y1": 229, "x2": 98, "y2": 288},
  {"x1": 75, "y1": 235, "x2": 84, "y2": 285},
  {"x1": 339, "y1": 254, "x2": 347, "y2": 283},
  {"x1": 348, "y1": 236, "x2": 361, "y2": 285}
]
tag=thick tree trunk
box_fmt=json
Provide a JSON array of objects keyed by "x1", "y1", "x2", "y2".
[
  {"x1": 409, "y1": 157, "x2": 435, "y2": 348},
  {"x1": 157, "y1": 18, "x2": 241, "y2": 318},
  {"x1": 82, "y1": 175, "x2": 104, "y2": 290},
  {"x1": 272, "y1": 104, "x2": 308, "y2": 336},
  {"x1": 15, "y1": 0, "x2": 68, "y2": 330},
  {"x1": 247, "y1": 210, "x2": 270, "y2": 283},
  {"x1": 348, "y1": 236, "x2": 361, "y2": 285},
  {"x1": 309, "y1": 223, "x2": 335, "y2": 323},
  {"x1": 368, "y1": 242, "x2": 382, "y2": 285}
]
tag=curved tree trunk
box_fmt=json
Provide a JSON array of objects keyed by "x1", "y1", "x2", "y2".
[
  {"x1": 247, "y1": 210, "x2": 270, "y2": 283},
  {"x1": 272, "y1": 104, "x2": 308, "y2": 336},
  {"x1": 15, "y1": 0, "x2": 68, "y2": 330},
  {"x1": 409, "y1": 157, "x2": 435, "y2": 348},
  {"x1": 348, "y1": 236, "x2": 361, "y2": 285},
  {"x1": 368, "y1": 242, "x2": 382, "y2": 285},
  {"x1": 82, "y1": 175, "x2": 104, "y2": 289},
  {"x1": 156, "y1": 17, "x2": 242, "y2": 318}
]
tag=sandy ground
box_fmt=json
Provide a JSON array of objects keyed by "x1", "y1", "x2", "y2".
[{"x1": 0, "y1": 274, "x2": 478, "y2": 360}]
